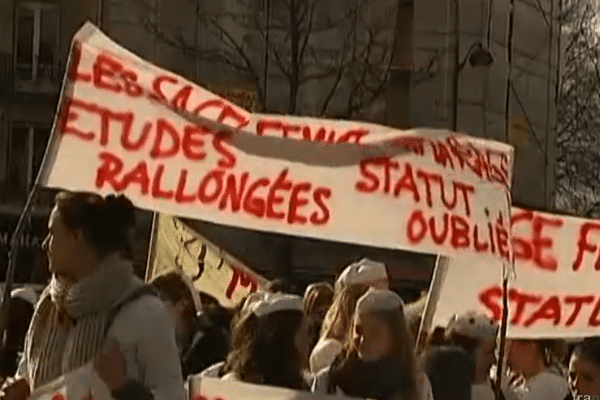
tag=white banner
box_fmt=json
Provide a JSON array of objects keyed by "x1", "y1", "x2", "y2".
[
  {"x1": 28, "y1": 363, "x2": 111, "y2": 400},
  {"x1": 147, "y1": 213, "x2": 267, "y2": 308},
  {"x1": 433, "y1": 207, "x2": 600, "y2": 338},
  {"x1": 39, "y1": 22, "x2": 514, "y2": 263},
  {"x1": 188, "y1": 376, "x2": 358, "y2": 400}
]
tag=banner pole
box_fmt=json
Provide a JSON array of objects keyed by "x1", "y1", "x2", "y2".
[
  {"x1": 144, "y1": 211, "x2": 158, "y2": 282},
  {"x1": 0, "y1": 183, "x2": 39, "y2": 353},
  {"x1": 415, "y1": 255, "x2": 449, "y2": 354},
  {"x1": 493, "y1": 267, "x2": 510, "y2": 400}
]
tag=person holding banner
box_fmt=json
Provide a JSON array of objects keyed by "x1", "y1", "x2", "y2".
[
  {"x1": 1, "y1": 192, "x2": 184, "y2": 400},
  {"x1": 506, "y1": 339, "x2": 570, "y2": 400},
  {"x1": 312, "y1": 288, "x2": 419, "y2": 400},
  {"x1": 444, "y1": 312, "x2": 518, "y2": 400},
  {"x1": 569, "y1": 338, "x2": 600, "y2": 398}
]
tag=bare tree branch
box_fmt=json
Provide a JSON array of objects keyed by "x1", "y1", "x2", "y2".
[{"x1": 142, "y1": 0, "x2": 393, "y2": 118}]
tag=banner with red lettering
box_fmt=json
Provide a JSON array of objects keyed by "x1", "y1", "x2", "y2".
[
  {"x1": 28, "y1": 363, "x2": 111, "y2": 400},
  {"x1": 188, "y1": 376, "x2": 358, "y2": 400},
  {"x1": 433, "y1": 207, "x2": 600, "y2": 338},
  {"x1": 146, "y1": 213, "x2": 267, "y2": 308},
  {"x1": 38, "y1": 22, "x2": 515, "y2": 263}
]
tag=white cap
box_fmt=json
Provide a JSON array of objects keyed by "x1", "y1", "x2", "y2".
[
  {"x1": 241, "y1": 291, "x2": 268, "y2": 315},
  {"x1": 336, "y1": 258, "x2": 388, "y2": 289},
  {"x1": 251, "y1": 293, "x2": 303, "y2": 317},
  {"x1": 11, "y1": 287, "x2": 38, "y2": 305},
  {"x1": 355, "y1": 288, "x2": 404, "y2": 315},
  {"x1": 446, "y1": 311, "x2": 498, "y2": 339}
]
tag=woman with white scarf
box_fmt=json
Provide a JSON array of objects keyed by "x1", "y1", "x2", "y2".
[{"x1": 0, "y1": 192, "x2": 183, "y2": 400}]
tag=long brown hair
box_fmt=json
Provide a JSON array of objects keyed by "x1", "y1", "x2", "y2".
[
  {"x1": 223, "y1": 309, "x2": 307, "y2": 390},
  {"x1": 303, "y1": 282, "x2": 334, "y2": 317},
  {"x1": 150, "y1": 272, "x2": 196, "y2": 325},
  {"x1": 320, "y1": 284, "x2": 368, "y2": 343},
  {"x1": 330, "y1": 305, "x2": 419, "y2": 400}
]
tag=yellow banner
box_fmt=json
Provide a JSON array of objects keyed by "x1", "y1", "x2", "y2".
[{"x1": 146, "y1": 213, "x2": 267, "y2": 308}]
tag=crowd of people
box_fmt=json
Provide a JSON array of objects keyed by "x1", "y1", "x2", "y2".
[{"x1": 0, "y1": 191, "x2": 598, "y2": 400}]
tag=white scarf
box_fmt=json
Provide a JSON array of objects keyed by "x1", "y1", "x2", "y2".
[{"x1": 23, "y1": 254, "x2": 142, "y2": 389}]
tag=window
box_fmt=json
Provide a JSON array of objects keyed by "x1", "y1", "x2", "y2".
[
  {"x1": 6, "y1": 123, "x2": 51, "y2": 193},
  {"x1": 16, "y1": 2, "x2": 59, "y2": 83}
]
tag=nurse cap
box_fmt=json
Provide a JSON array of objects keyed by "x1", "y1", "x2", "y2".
[
  {"x1": 355, "y1": 288, "x2": 404, "y2": 314},
  {"x1": 446, "y1": 311, "x2": 498, "y2": 339},
  {"x1": 241, "y1": 291, "x2": 268, "y2": 315},
  {"x1": 11, "y1": 287, "x2": 38, "y2": 305},
  {"x1": 336, "y1": 258, "x2": 388, "y2": 289},
  {"x1": 251, "y1": 293, "x2": 303, "y2": 317}
]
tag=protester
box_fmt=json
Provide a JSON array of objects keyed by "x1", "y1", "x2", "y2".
[
  {"x1": 568, "y1": 338, "x2": 600, "y2": 398},
  {"x1": 151, "y1": 272, "x2": 199, "y2": 358},
  {"x1": 266, "y1": 279, "x2": 291, "y2": 294},
  {"x1": 310, "y1": 283, "x2": 369, "y2": 375},
  {"x1": 303, "y1": 282, "x2": 334, "y2": 321},
  {"x1": 312, "y1": 288, "x2": 419, "y2": 400},
  {"x1": 199, "y1": 292, "x2": 220, "y2": 307},
  {"x1": 0, "y1": 288, "x2": 37, "y2": 384},
  {"x1": 445, "y1": 311, "x2": 518, "y2": 400},
  {"x1": 183, "y1": 304, "x2": 230, "y2": 378},
  {"x1": 216, "y1": 293, "x2": 310, "y2": 389},
  {"x1": 507, "y1": 339, "x2": 570, "y2": 399},
  {"x1": 0, "y1": 192, "x2": 183, "y2": 400},
  {"x1": 199, "y1": 290, "x2": 268, "y2": 378},
  {"x1": 405, "y1": 292, "x2": 427, "y2": 344},
  {"x1": 424, "y1": 346, "x2": 474, "y2": 400},
  {"x1": 310, "y1": 258, "x2": 388, "y2": 375},
  {"x1": 303, "y1": 282, "x2": 334, "y2": 350},
  {"x1": 334, "y1": 258, "x2": 389, "y2": 292},
  {"x1": 151, "y1": 272, "x2": 229, "y2": 378}
]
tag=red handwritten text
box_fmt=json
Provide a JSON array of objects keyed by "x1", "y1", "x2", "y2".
[{"x1": 480, "y1": 286, "x2": 600, "y2": 328}]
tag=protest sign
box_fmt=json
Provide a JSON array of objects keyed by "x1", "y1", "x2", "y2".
[
  {"x1": 433, "y1": 207, "x2": 600, "y2": 338},
  {"x1": 146, "y1": 213, "x2": 267, "y2": 307},
  {"x1": 28, "y1": 363, "x2": 111, "y2": 400},
  {"x1": 38, "y1": 22, "x2": 514, "y2": 263},
  {"x1": 189, "y1": 376, "x2": 358, "y2": 400}
]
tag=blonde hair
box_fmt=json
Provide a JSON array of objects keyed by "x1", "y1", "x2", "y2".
[
  {"x1": 303, "y1": 282, "x2": 334, "y2": 316},
  {"x1": 320, "y1": 284, "x2": 368, "y2": 343}
]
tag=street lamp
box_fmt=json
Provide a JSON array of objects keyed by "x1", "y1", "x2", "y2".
[{"x1": 451, "y1": 41, "x2": 494, "y2": 131}]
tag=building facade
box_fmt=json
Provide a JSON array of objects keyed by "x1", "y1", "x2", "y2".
[{"x1": 0, "y1": 0, "x2": 559, "y2": 293}]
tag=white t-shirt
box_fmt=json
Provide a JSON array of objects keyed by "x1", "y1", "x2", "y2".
[
  {"x1": 511, "y1": 370, "x2": 570, "y2": 400},
  {"x1": 309, "y1": 338, "x2": 343, "y2": 375},
  {"x1": 472, "y1": 382, "x2": 519, "y2": 400}
]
